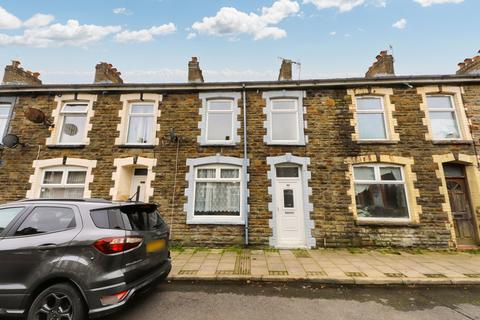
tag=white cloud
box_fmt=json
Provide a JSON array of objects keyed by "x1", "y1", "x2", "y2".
[
  {"x1": 329, "y1": 31, "x2": 337, "y2": 35},
  {"x1": 24, "y1": 13, "x2": 55, "y2": 28},
  {"x1": 187, "y1": 32, "x2": 197, "y2": 40},
  {"x1": 115, "y1": 23, "x2": 176, "y2": 42},
  {"x1": 374, "y1": 0, "x2": 388, "y2": 7},
  {"x1": 392, "y1": 18, "x2": 407, "y2": 29},
  {"x1": 0, "y1": 6, "x2": 22, "y2": 29},
  {"x1": 303, "y1": 0, "x2": 365, "y2": 12},
  {"x1": 191, "y1": 0, "x2": 300, "y2": 40},
  {"x1": 413, "y1": 0, "x2": 463, "y2": 6},
  {"x1": 113, "y1": 8, "x2": 133, "y2": 15},
  {"x1": 0, "y1": 20, "x2": 121, "y2": 47}
]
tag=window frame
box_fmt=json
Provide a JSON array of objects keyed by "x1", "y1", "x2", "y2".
[
  {"x1": 263, "y1": 91, "x2": 306, "y2": 146},
  {"x1": 56, "y1": 102, "x2": 89, "y2": 145},
  {"x1": 269, "y1": 98, "x2": 300, "y2": 144},
  {"x1": 0, "y1": 206, "x2": 26, "y2": 237},
  {"x1": 426, "y1": 94, "x2": 463, "y2": 141},
  {"x1": 39, "y1": 166, "x2": 88, "y2": 199},
  {"x1": 354, "y1": 96, "x2": 389, "y2": 141},
  {"x1": 125, "y1": 102, "x2": 156, "y2": 146},
  {"x1": 0, "y1": 98, "x2": 15, "y2": 143},
  {"x1": 192, "y1": 164, "x2": 243, "y2": 221},
  {"x1": 10, "y1": 205, "x2": 79, "y2": 238},
  {"x1": 353, "y1": 163, "x2": 411, "y2": 222},
  {"x1": 204, "y1": 98, "x2": 236, "y2": 145}
]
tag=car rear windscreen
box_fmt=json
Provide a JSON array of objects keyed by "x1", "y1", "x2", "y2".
[{"x1": 91, "y1": 205, "x2": 165, "y2": 231}]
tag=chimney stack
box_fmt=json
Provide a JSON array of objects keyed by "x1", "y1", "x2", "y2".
[
  {"x1": 2, "y1": 60, "x2": 42, "y2": 85},
  {"x1": 456, "y1": 51, "x2": 480, "y2": 75},
  {"x1": 278, "y1": 59, "x2": 293, "y2": 81},
  {"x1": 365, "y1": 50, "x2": 395, "y2": 78},
  {"x1": 188, "y1": 57, "x2": 204, "y2": 83},
  {"x1": 94, "y1": 62, "x2": 123, "y2": 84}
]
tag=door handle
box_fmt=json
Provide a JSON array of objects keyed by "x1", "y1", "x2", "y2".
[{"x1": 37, "y1": 243, "x2": 58, "y2": 250}]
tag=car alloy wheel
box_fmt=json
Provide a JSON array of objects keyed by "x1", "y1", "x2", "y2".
[{"x1": 35, "y1": 292, "x2": 73, "y2": 320}]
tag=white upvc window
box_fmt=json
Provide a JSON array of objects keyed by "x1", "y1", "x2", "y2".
[
  {"x1": 263, "y1": 91, "x2": 306, "y2": 145},
  {"x1": 58, "y1": 103, "x2": 88, "y2": 144},
  {"x1": 193, "y1": 164, "x2": 242, "y2": 218},
  {"x1": 355, "y1": 96, "x2": 388, "y2": 140},
  {"x1": 353, "y1": 164, "x2": 410, "y2": 221},
  {"x1": 426, "y1": 95, "x2": 461, "y2": 140},
  {"x1": 0, "y1": 103, "x2": 13, "y2": 139},
  {"x1": 205, "y1": 99, "x2": 235, "y2": 143},
  {"x1": 126, "y1": 103, "x2": 156, "y2": 145},
  {"x1": 39, "y1": 166, "x2": 87, "y2": 199}
]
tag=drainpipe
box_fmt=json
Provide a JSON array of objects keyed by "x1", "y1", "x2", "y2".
[{"x1": 242, "y1": 84, "x2": 249, "y2": 246}]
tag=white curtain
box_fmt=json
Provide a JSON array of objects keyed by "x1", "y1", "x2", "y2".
[{"x1": 195, "y1": 182, "x2": 240, "y2": 216}]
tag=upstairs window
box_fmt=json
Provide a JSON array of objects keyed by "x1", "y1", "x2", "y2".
[
  {"x1": 205, "y1": 99, "x2": 235, "y2": 143},
  {"x1": 126, "y1": 103, "x2": 155, "y2": 145},
  {"x1": 353, "y1": 164, "x2": 410, "y2": 220},
  {"x1": 40, "y1": 167, "x2": 87, "y2": 199},
  {"x1": 58, "y1": 103, "x2": 88, "y2": 144},
  {"x1": 355, "y1": 96, "x2": 388, "y2": 140},
  {"x1": 0, "y1": 103, "x2": 13, "y2": 140},
  {"x1": 194, "y1": 165, "x2": 241, "y2": 217},
  {"x1": 263, "y1": 91, "x2": 306, "y2": 145},
  {"x1": 426, "y1": 95, "x2": 461, "y2": 140}
]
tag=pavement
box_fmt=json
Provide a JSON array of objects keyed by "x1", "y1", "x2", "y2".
[
  {"x1": 168, "y1": 248, "x2": 480, "y2": 285},
  {"x1": 103, "y1": 282, "x2": 480, "y2": 320}
]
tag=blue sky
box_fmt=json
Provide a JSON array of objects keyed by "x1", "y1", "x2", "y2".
[{"x1": 0, "y1": 0, "x2": 478, "y2": 83}]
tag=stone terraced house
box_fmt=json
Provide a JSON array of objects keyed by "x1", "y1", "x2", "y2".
[{"x1": 0, "y1": 51, "x2": 479, "y2": 249}]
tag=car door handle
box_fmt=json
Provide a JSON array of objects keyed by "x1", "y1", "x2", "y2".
[{"x1": 37, "y1": 243, "x2": 58, "y2": 250}]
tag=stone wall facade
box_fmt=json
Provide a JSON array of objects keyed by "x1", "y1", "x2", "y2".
[{"x1": 0, "y1": 80, "x2": 479, "y2": 249}]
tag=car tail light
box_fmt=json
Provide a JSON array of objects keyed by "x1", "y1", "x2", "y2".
[
  {"x1": 100, "y1": 290, "x2": 130, "y2": 306},
  {"x1": 93, "y1": 237, "x2": 143, "y2": 254}
]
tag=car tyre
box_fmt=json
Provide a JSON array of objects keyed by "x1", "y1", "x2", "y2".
[{"x1": 27, "y1": 283, "x2": 86, "y2": 320}]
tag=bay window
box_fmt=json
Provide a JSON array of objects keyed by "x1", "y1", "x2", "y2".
[
  {"x1": 194, "y1": 165, "x2": 241, "y2": 216},
  {"x1": 355, "y1": 96, "x2": 388, "y2": 140},
  {"x1": 40, "y1": 167, "x2": 87, "y2": 199},
  {"x1": 126, "y1": 103, "x2": 155, "y2": 144},
  {"x1": 426, "y1": 95, "x2": 461, "y2": 140},
  {"x1": 58, "y1": 103, "x2": 88, "y2": 144},
  {"x1": 353, "y1": 164, "x2": 410, "y2": 220}
]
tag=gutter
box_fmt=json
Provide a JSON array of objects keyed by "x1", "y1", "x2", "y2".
[
  {"x1": 242, "y1": 84, "x2": 249, "y2": 246},
  {"x1": 1, "y1": 75, "x2": 480, "y2": 94}
]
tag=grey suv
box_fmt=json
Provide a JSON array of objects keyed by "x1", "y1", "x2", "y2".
[{"x1": 0, "y1": 199, "x2": 171, "y2": 319}]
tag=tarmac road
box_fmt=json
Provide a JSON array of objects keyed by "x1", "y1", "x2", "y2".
[{"x1": 102, "y1": 281, "x2": 480, "y2": 320}]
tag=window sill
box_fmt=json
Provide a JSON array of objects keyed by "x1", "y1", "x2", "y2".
[
  {"x1": 199, "y1": 143, "x2": 237, "y2": 147},
  {"x1": 432, "y1": 140, "x2": 473, "y2": 145},
  {"x1": 355, "y1": 219, "x2": 420, "y2": 227},
  {"x1": 47, "y1": 144, "x2": 86, "y2": 149},
  {"x1": 266, "y1": 142, "x2": 306, "y2": 146},
  {"x1": 187, "y1": 218, "x2": 245, "y2": 225},
  {"x1": 355, "y1": 140, "x2": 399, "y2": 145},
  {"x1": 117, "y1": 144, "x2": 156, "y2": 149}
]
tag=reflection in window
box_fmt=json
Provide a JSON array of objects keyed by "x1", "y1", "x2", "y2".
[
  {"x1": 353, "y1": 164, "x2": 409, "y2": 219},
  {"x1": 15, "y1": 207, "x2": 75, "y2": 235},
  {"x1": 59, "y1": 103, "x2": 88, "y2": 144},
  {"x1": 426, "y1": 95, "x2": 461, "y2": 140},
  {"x1": 355, "y1": 96, "x2": 388, "y2": 140},
  {"x1": 206, "y1": 99, "x2": 234, "y2": 143}
]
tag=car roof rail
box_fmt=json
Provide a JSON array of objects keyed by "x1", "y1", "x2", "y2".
[{"x1": 17, "y1": 198, "x2": 112, "y2": 203}]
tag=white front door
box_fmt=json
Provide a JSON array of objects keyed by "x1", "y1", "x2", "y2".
[
  {"x1": 130, "y1": 168, "x2": 148, "y2": 202},
  {"x1": 275, "y1": 180, "x2": 306, "y2": 248}
]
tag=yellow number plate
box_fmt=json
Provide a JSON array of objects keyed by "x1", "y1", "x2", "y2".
[{"x1": 147, "y1": 239, "x2": 166, "y2": 253}]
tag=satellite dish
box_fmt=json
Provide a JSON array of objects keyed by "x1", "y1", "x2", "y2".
[
  {"x1": 25, "y1": 108, "x2": 52, "y2": 127},
  {"x1": 2, "y1": 134, "x2": 21, "y2": 148}
]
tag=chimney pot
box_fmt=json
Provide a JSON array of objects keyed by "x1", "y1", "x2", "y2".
[
  {"x1": 2, "y1": 60, "x2": 42, "y2": 85},
  {"x1": 94, "y1": 62, "x2": 123, "y2": 84},
  {"x1": 457, "y1": 52, "x2": 480, "y2": 75},
  {"x1": 188, "y1": 57, "x2": 204, "y2": 83},
  {"x1": 365, "y1": 50, "x2": 395, "y2": 78}
]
